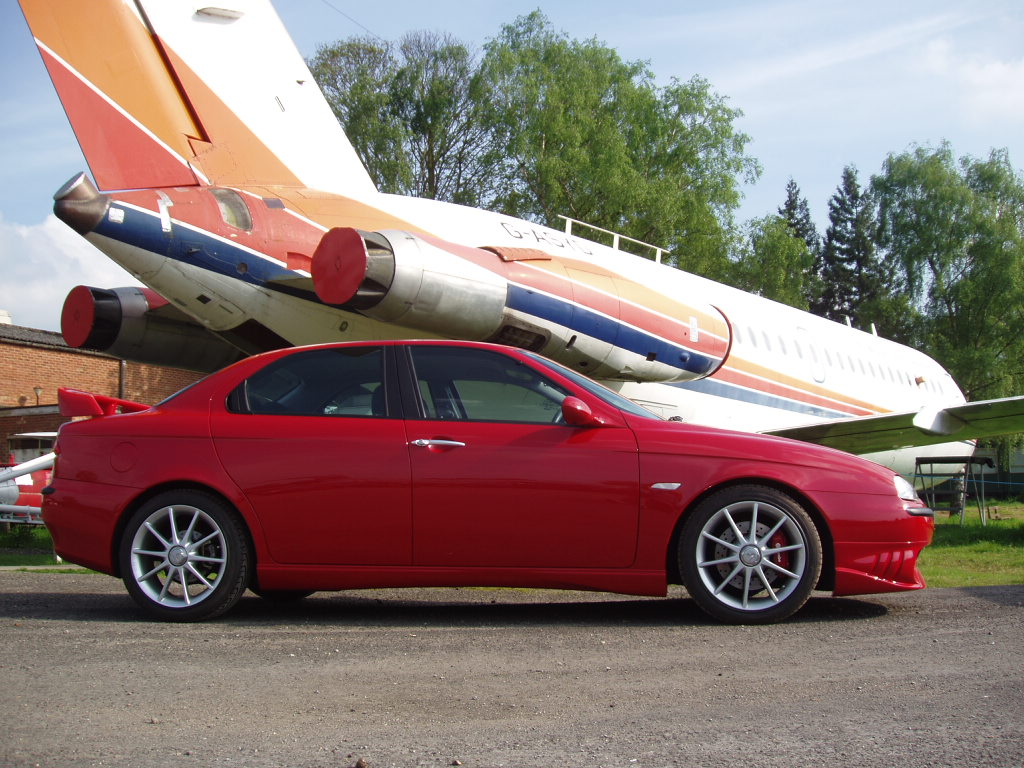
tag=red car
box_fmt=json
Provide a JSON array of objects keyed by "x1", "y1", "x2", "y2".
[{"x1": 43, "y1": 340, "x2": 933, "y2": 623}]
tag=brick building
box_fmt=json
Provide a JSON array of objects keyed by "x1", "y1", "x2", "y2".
[{"x1": 1, "y1": 323, "x2": 202, "y2": 461}]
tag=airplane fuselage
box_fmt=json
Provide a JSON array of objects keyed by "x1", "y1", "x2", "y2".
[{"x1": 58, "y1": 177, "x2": 970, "y2": 477}]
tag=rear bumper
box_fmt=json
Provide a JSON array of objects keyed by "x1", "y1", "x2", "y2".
[{"x1": 42, "y1": 479, "x2": 136, "y2": 575}]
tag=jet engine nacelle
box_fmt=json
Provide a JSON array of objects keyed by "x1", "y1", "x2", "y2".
[
  {"x1": 61, "y1": 286, "x2": 247, "y2": 373},
  {"x1": 312, "y1": 228, "x2": 732, "y2": 384},
  {"x1": 312, "y1": 227, "x2": 508, "y2": 340}
]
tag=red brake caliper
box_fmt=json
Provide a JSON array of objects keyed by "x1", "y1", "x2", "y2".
[{"x1": 769, "y1": 532, "x2": 790, "y2": 570}]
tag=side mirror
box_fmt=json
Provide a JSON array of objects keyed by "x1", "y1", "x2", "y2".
[{"x1": 561, "y1": 396, "x2": 602, "y2": 427}]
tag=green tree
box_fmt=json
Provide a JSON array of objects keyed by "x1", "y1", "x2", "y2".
[
  {"x1": 815, "y1": 166, "x2": 900, "y2": 335},
  {"x1": 308, "y1": 38, "x2": 411, "y2": 193},
  {"x1": 479, "y1": 12, "x2": 759, "y2": 280},
  {"x1": 310, "y1": 13, "x2": 759, "y2": 280},
  {"x1": 873, "y1": 144, "x2": 1024, "y2": 401},
  {"x1": 777, "y1": 179, "x2": 822, "y2": 308},
  {"x1": 731, "y1": 215, "x2": 813, "y2": 309},
  {"x1": 309, "y1": 32, "x2": 492, "y2": 202},
  {"x1": 388, "y1": 32, "x2": 494, "y2": 206}
]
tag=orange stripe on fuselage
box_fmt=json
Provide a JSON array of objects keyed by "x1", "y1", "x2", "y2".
[{"x1": 712, "y1": 360, "x2": 882, "y2": 417}]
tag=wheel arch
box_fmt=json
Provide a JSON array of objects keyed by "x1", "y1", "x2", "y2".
[
  {"x1": 109, "y1": 481, "x2": 258, "y2": 582},
  {"x1": 665, "y1": 477, "x2": 835, "y2": 591}
]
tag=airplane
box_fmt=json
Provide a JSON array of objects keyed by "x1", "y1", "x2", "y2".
[{"x1": 15, "y1": 0, "x2": 1024, "y2": 479}]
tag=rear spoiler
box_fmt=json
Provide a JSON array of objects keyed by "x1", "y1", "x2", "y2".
[{"x1": 58, "y1": 388, "x2": 150, "y2": 417}]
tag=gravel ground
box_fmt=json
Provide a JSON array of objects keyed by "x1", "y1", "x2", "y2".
[{"x1": 0, "y1": 571, "x2": 1022, "y2": 768}]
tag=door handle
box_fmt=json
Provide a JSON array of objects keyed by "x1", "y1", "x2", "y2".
[{"x1": 410, "y1": 439, "x2": 466, "y2": 448}]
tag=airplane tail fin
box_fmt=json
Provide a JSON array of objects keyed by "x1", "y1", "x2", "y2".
[{"x1": 18, "y1": 0, "x2": 377, "y2": 197}]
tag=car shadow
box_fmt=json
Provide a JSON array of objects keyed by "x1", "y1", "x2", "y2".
[
  {"x1": 223, "y1": 588, "x2": 890, "y2": 627},
  {"x1": 0, "y1": 584, "x2": 890, "y2": 626}
]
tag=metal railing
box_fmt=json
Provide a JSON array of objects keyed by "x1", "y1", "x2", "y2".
[{"x1": 557, "y1": 216, "x2": 668, "y2": 264}]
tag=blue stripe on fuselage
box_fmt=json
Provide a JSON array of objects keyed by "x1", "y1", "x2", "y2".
[
  {"x1": 671, "y1": 377, "x2": 851, "y2": 419},
  {"x1": 94, "y1": 203, "x2": 297, "y2": 287},
  {"x1": 506, "y1": 284, "x2": 717, "y2": 376}
]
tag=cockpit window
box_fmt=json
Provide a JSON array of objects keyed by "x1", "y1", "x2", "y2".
[{"x1": 211, "y1": 188, "x2": 253, "y2": 231}]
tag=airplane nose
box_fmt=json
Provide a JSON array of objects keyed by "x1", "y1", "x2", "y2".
[{"x1": 53, "y1": 172, "x2": 110, "y2": 235}]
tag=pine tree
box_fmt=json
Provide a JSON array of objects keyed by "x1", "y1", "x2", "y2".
[
  {"x1": 816, "y1": 165, "x2": 907, "y2": 335},
  {"x1": 777, "y1": 179, "x2": 822, "y2": 310},
  {"x1": 811, "y1": 166, "x2": 868, "y2": 323}
]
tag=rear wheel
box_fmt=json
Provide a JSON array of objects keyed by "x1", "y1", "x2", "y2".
[
  {"x1": 679, "y1": 485, "x2": 822, "y2": 624},
  {"x1": 119, "y1": 490, "x2": 251, "y2": 621}
]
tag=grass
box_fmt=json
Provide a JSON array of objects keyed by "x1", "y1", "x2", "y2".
[
  {"x1": 2, "y1": 504, "x2": 1022, "y2": 587},
  {"x1": 0, "y1": 525, "x2": 69, "y2": 568},
  {"x1": 917, "y1": 501, "x2": 1024, "y2": 588}
]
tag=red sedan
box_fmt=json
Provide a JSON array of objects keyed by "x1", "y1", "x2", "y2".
[{"x1": 43, "y1": 340, "x2": 933, "y2": 623}]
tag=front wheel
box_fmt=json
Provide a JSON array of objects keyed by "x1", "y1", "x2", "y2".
[
  {"x1": 678, "y1": 485, "x2": 822, "y2": 624},
  {"x1": 119, "y1": 490, "x2": 251, "y2": 621}
]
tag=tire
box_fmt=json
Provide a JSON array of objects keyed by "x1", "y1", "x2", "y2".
[
  {"x1": 678, "y1": 485, "x2": 822, "y2": 624},
  {"x1": 118, "y1": 490, "x2": 252, "y2": 622}
]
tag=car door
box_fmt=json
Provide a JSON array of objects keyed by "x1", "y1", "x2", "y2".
[
  {"x1": 404, "y1": 345, "x2": 640, "y2": 569},
  {"x1": 210, "y1": 345, "x2": 412, "y2": 565}
]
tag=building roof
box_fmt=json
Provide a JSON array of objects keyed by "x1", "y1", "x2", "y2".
[{"x1": 0, "y1": 324, "x2": 66, "y2": 349}]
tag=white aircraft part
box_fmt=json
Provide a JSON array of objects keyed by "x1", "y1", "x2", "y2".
[{"x1": 136, "y1": 0, "x2": 377, "y2": 200}]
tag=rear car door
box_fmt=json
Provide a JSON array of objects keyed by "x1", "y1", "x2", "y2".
[{"x1": 210, "y1": 345, "x2": 412, "y2": 565}]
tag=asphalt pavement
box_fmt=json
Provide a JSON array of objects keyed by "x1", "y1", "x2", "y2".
[{"x1": 0, "y1": 571, "x2": 1021, "y2": 768}]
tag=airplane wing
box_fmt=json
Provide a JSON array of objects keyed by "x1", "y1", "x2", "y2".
[{"x1": 765, "y1": 396, "x2": 1024, "y2": 454}]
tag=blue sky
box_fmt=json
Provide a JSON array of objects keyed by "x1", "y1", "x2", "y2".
[{"x1": 1, "y1": 0, "x2": 1022, "y2": 331}]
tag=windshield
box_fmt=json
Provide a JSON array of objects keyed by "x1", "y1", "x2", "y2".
[{"x1": 523, "y1": 352, "x2": 663, "y2": 420}]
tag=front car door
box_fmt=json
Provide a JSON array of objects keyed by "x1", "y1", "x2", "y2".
[{"x1": 403, "y1": 345, "x2": 640, "y2": 568}]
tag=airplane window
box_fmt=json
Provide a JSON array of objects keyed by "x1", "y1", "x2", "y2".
[
  {"x1": 211, "y1": 188, "x2": 253, "y2": 232},
  {"x1": 778, "y1": 337, "x2": 787, "y2": 355},
  {"x1": 748, "y1": 327, "x2": 757, "y2": 347},
  {"x1": 762, "y1": 331, "x2": 772, "y2": 351}
]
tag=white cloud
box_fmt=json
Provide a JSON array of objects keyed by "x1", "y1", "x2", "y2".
[
  {"x1": 0, "y1": 214, "x2": 141, "y2": 332},
  {"x1": 921, "y1": 38, "x2": 1024, "y2": 126},
  {"x1": 714, "y1": 12, "x2": 973, "y2": 95}
]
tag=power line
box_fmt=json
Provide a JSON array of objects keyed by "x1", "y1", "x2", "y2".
[{"x1": 314, "y1": 0, "x2": 386, "y2": 41}]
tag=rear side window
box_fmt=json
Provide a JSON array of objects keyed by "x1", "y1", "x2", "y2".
[
  {"x1": 229, "y1": 347, "x2": 386, "y2": 417},
  {"x1": 409, "y1": 346, "x2": 568, "y2": 423}
]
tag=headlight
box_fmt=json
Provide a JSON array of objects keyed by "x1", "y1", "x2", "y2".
[{"x1": 894, "y1": 474, "x2": 920, "y2": 502}]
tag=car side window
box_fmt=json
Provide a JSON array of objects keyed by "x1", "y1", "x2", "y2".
[
  {"x1": 228, "y1": 347, "x2": 386, "y2": 417},
  {"x1": 409, "y1": 347, "x2": 569, "y2": 423}
]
